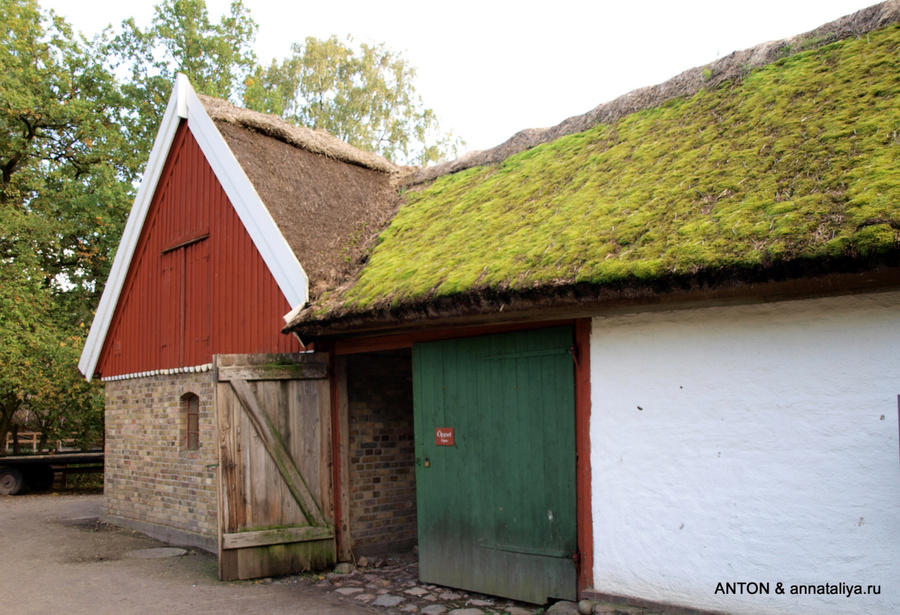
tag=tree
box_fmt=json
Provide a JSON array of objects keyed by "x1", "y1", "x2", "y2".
[
  {"x1": 0, "y1": 1, "x2": 261, "y2": 452},
  {"x1": 0, "y1": 261, "x2": 49, "y2": 451},
  {"x1": 0, "y1": 0, "x2": 461, "y2": 452},
  {"x1": 0, "y1": 0, "x2": 126, "y2": 452},
  {"x1": 104, "y1": 0, "x2": 259, "y2": 165},
  {"x1": 1, "y1": 0, "x2": 134, "y2": 287},
  {"x1": 108, "y1": 2, "x2": 460, "y2": 165},
  {"x1": 0, "y1": 266, "x2": 103, "y2": 452},
  {"x1": 243, "y1": 35, "x2": 461, "y2": 166}
]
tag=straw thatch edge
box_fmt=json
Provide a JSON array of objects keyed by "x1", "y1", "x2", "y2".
[
  {"x1": 199, "y1": 94, "x2": 412, "y2": 178},
  {"x1": 407, "y1": 0, "x2": 900, "y2": 185},
  {"x1": 286, "y1": 253, "x2": 900, "y2": 338}
]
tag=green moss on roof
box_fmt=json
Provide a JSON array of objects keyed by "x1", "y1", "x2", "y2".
[{"x1": 335, "y1": 25, "x2": 900, "y2": 311}]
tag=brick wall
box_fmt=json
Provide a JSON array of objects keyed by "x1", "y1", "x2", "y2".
[
  {"x1": 347, "y1": 351, "x2": 417, "y2": 555},
  {"x1": 104, "y1": 371, "x2": 218, "y2": 549}
]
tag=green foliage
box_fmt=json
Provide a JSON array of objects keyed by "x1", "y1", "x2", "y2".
[
  {"x1": 0, "y1": 0, "x2": 127, "y2": 451},
  {"x1": 107, "y1": 2, "x2": 459, "y2": 165},
  {"x1": 0, "y1": 248, "x2": 104, "y2": 452},
  {"x1": 104, "y1": 0, "x2": 258, "y2": 161},
  {"x1": 62, "y1": 471, "x2": 104, "y2": 491},
  {"x1": 107, "y1": 0, "x2": 257, "y2": 100},
  {"x1": 243, "y1": 35, "x2": 461, "y2": 166},
  {"x1": 1, "y1": 0, "x2": 133, "y2": 285},
  {"x1": 332, "y1": 25, "x2": 900, "y2": 310},
  {"x1": 1, "y1": 0, "x2": 459, "y2": 450}
]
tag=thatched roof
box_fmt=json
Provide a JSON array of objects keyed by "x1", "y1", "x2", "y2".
[
  {"x1": 200, "y1": 95, "x2": 406, "y2": 176},
  {"x1": 285, "y1": 1, "x2": 900, "y2": 338},
  {"x1": 200, "y1": 96, "x2": 403, "y2": 298}
]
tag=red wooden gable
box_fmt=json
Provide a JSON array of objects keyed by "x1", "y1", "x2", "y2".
[{"x1": 97, "y1": 121, "x2": 301, "y2": 378}]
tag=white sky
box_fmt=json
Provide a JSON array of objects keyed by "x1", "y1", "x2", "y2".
[{"x1": 42, "y1": 0, "x2": 879, "y2": 153}]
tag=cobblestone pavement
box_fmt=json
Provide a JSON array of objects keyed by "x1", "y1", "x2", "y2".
[{"x1": 292, "y1": 551, "x2": 677, "y2": 615}]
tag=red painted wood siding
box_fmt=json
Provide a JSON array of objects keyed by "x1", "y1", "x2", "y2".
[{"x1": 97, "y1": 121, "x2": 301, "y2": 378}]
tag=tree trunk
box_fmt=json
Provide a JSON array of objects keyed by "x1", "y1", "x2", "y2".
[{"x1": 0, "y1": 399, "x2": 21, "y2": 457}]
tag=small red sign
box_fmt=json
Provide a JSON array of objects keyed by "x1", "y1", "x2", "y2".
[{"x1": 435, "y1": 427, "x2": 455, "y2": 446}]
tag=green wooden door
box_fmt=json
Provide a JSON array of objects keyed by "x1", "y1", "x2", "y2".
[{"x1": 413, "y1": 326, "x2": 577, "y2": 604}]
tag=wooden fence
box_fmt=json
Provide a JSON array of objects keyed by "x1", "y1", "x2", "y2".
[{"x1": 4, "y1": 432, "x2": 76, "y2": 454}]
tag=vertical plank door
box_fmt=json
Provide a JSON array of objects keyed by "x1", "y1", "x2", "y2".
[
  {"x1": 413, "y1": 327, "x2": 577, "y2": 604},
  {"x1": 216, "y1": 353, "x2": 336, "y2": 581}
]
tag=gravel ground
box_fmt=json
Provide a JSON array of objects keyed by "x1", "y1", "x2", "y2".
[
  {"x1": 0, "y1": 493, "x2": 372, "y2": 615},
  {"x1": 0, "y1": 493, "x2": 671, "y2": 615}
]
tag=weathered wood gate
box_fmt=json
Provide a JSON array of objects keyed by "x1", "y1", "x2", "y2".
[{"x1": 216, "y1": 353, "x2": 335, "y2": 581}]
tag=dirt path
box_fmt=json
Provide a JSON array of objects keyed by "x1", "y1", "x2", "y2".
[{"x1": 0, "y1": 493, "x2": 373, "y2": 615}]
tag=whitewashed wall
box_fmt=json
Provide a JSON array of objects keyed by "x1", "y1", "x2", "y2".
[{"x1": 590, "y1": 291, "x2": 900, "y2": 615}]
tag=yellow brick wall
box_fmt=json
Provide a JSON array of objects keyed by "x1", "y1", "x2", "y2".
[
  {"x1": 347, "y1": 351, "x2": 417, "y2": 555},
  {"x1": 104, "y1": 372, "x2": 218, "y2": 542}
]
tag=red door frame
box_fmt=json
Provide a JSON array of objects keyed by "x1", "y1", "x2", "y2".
[{"x1": 573, "y1": 318, "x2": 593, "y2": 594}]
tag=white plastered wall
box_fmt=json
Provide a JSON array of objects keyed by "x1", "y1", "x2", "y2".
[{"x1": 590, "y1": 290, "x2": 900, "y2": 615}]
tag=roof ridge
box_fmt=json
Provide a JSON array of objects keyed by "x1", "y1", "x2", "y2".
[
  {"x1": 197, "y1": 94, "x2": 411, "y2": 177},
  {"x1": 407, "y1": 0, "x2": 900, "y2": 186}
]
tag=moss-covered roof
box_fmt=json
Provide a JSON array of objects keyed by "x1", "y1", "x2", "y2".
[{"x1": 291, "y1": 21, "x2": 900, "y2": 333}]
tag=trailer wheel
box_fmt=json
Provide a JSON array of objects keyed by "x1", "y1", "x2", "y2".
[{"x1": 0, "y1": 467, "x2": 24, "y2": 495}]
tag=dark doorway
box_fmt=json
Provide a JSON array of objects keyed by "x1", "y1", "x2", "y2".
[{"x1": 345, "y1": 349, "x2": 417, "y2": 556}]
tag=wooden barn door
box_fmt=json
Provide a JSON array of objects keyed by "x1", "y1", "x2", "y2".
[
  {"x1": 413, "y1": 327, "x2": 577, "y2": 604},
  {"x1": 216, "y1": 353, "x2": 336, "y2": 581}
]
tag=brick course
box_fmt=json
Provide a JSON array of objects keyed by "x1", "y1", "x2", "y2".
[
  {"x1": 104, "y1": 372, "x2": 218, "y2": 546},
  {"x1": 347, "y1": 351, "x2": 417, "y2": 555},
  {"x1": 104, "y1": 354, "x2": 418, "y2": 556}
]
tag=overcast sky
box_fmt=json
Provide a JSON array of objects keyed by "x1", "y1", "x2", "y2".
[{"x1": 41, "y1": 0, "x2": 879, "y2": 153}]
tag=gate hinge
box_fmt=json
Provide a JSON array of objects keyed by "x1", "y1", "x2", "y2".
[{"x1": 569, "y1": 345, "x2": 580, "y2": 368}]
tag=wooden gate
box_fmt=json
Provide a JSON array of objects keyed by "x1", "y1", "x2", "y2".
[{"x1": 216, "y1": 353, "x2": 335, "y2": 581}]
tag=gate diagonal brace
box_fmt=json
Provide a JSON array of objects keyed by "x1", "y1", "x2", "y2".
[{"x1": 229, "y1": 378, "x2": 328, "y2": 527}]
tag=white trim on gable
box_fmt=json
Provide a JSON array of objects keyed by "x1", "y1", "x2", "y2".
[
  {"x1": 182, "y1": 84, "x2": 308, "y2": 308},
  {"x1": 79, "y1": 75, "x2": 308, "y2": 381}
]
